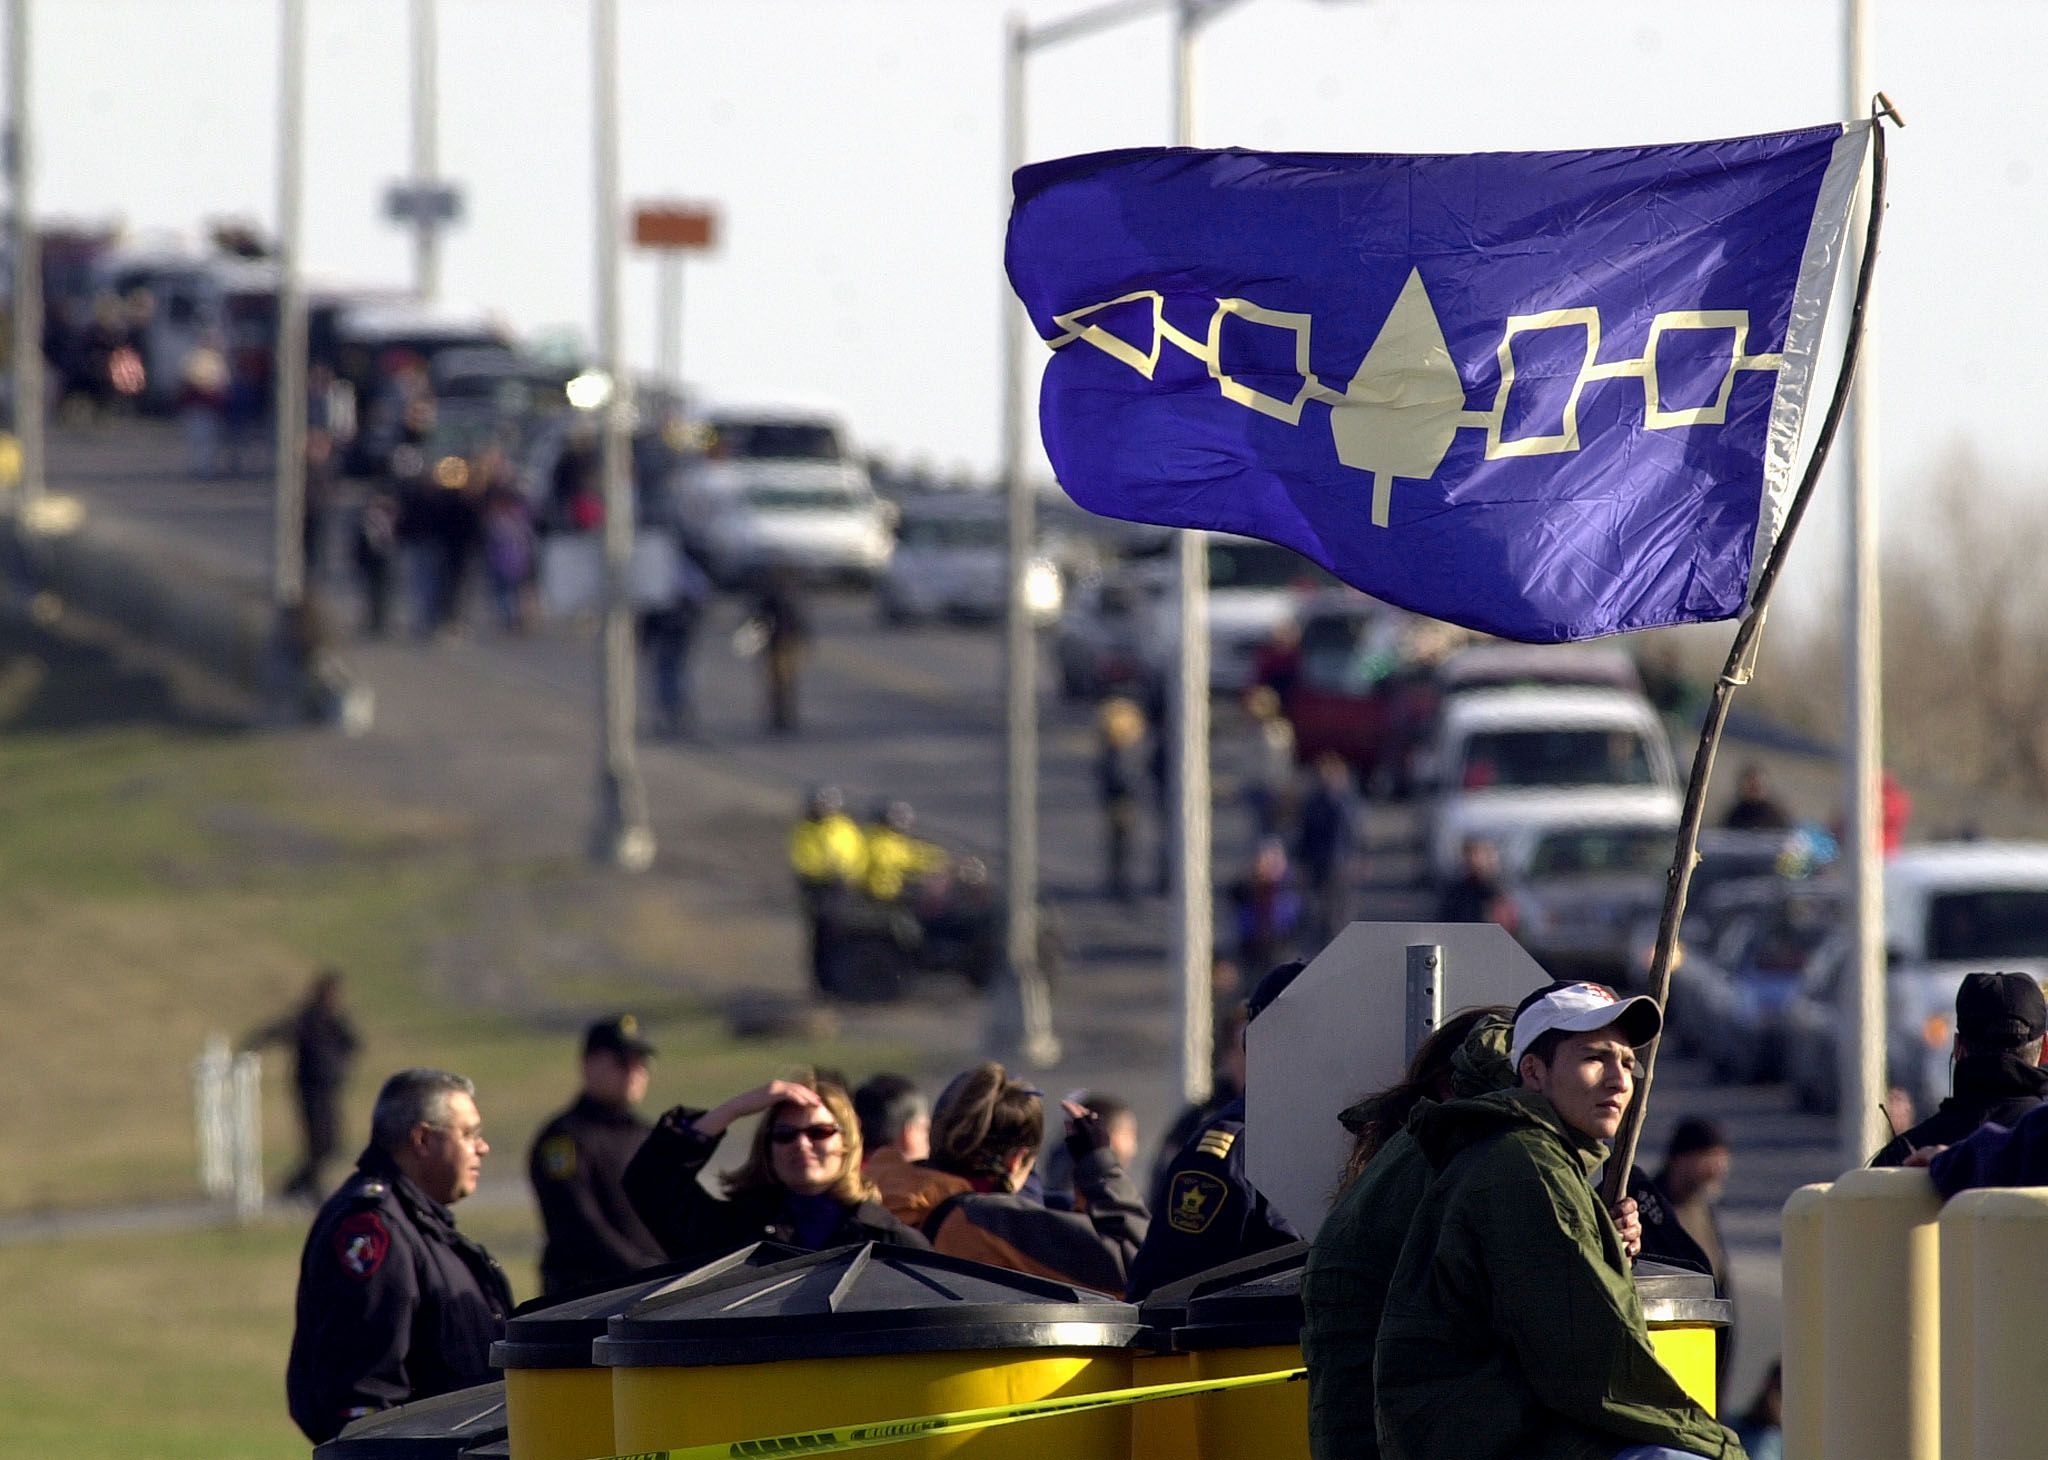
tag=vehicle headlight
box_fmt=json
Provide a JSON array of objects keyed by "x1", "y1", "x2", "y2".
[
  {"x1": 1025, "y1": 559, "x2": 1063, "y2": 615},
  {"x1": 565, "y1": 370, "x2": 613, "y2": 410}
]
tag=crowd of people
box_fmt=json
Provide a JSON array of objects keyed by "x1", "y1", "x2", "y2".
[
  {"x1": 272, "y1": 943, "x2": 2048, "y2": 1458},
  {"x1": 1094, "y1": 687, "x2": 1359, "y2": 973},
  {"x1": 282, "y1": 1008, "x2": 1178, "y2": 1443}
]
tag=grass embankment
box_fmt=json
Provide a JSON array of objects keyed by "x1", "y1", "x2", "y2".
[{"x1": 0, "y1": 618, "x2": 906, "y2": 1458}]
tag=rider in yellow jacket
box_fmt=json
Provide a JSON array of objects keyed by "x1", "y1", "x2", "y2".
[
  {"x1": 790, "y1": 787, "x2": 866, "y2": 887},
  {"x1": 790, "y1": 787, "x2": 866, "y2": 992},
  {"x1": 861, "y1": 800, "x2": 949, "y2": 902}
]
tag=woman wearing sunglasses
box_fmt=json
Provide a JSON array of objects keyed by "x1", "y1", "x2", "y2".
[{"x1": 624, "y1": 1070, "x2": 927, "y2": 1264}]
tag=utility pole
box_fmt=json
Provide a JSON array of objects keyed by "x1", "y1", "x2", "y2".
[
  {"x1": 999, "y1": 15, "x2": 1059, "y2": 1068},
  {"x1": 7, "y1": 0, "x2": 39, "y2": 513},
  {"x1": 654, "y1": 254, "x2": 680, "y2": 386},
  {"x1": 1839, "y1": 0, "x2": 1886, "y2": 1170},
  {"x1": 409, "y1": 0, "x2": 441, "y2": 301},
  {"x1": 272, "y1": 0, "x2": 307, "y2": 614},
  {"x1": 590, "y1": 0, "x2": 654, "y2": 872},
  {"x1": 1169, "y1": 0, "x2": 1215, "y2": 1109}
]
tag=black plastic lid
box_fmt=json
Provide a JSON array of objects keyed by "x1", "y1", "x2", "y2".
[
  {"x1": 1632, "y1": 1260, "x2": 1733, "y2": 1327},
  {"x1": 492, "y1": 1242, "x2": 804, "y2": 1369},
  {"x1": 1171, "y1": 1247, "x2": 1306, "y2": 1352},
  {"x1": 595, "y1": 1242, "x2": 1143, "y2": 1367},
  {"x1": 312, "y1": 1383, "x2": 507, "y2": 1459},
  {"x1": 1137, "y1": 1242, "x2": 1308, "y2": 1353}
]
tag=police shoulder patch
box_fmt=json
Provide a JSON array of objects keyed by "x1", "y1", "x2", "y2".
[
  {"x1": 1166, "y1": 1170, "x2": 1230, "y2": 1235},
  {"x1": 539, "y1": 1134, "x2": 578, "y2": 1181},
  {"x1": 333, "y1": 1211, "x2": 391, "y2": 1279}
]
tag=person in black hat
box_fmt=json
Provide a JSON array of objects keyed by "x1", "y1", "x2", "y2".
[
  {"x1": 527, "y1": 1015, "x2": 667, "y2": 1296},
  {"x1": 1871, "y1": 972, "x2": 2048, "y2": 1167},
  {"x1": 1125, "y1": 961, "x2": 1305, "y2": 1299}
]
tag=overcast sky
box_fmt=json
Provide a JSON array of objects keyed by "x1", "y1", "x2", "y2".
[{"x1": 30, "y1": 0, "x2": 2047, "y2": 614}]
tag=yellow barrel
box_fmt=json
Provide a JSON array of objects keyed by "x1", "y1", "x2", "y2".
[
  {"x1": 1633, "y1": 1263, "x2": 1729, "y2": 1417},
  {"x1": 595, "y1": 1243, "x2": 1142, "y2": 1460},
  {"x1": 312, "y1": 1381, "x2": 507, "y2": 1459},
  {"x1": 1940, "y1": 1189, "x2": 1996, "y2": 1460},
  {"x1": 1129, "y1": 1350, "x2": 1200, "y2": 1460},
  {"x1": 1135, "y1": 1244, "x2": 1307, "y2": 1460},
  {"x1": 1781, "y1": 1183, "x2": 1830, "y2": 1460},
  {"x1": 1965, "y1": 1187, "x2": 2048, "y2": 1459},
  {"x1": 1820, "y1": 1166, "x2": 1942, "y2": 1460},
  {"x1": 493, "y1": 1241, "x2": 803, "y2": 1460},
  {"x1": 1170, "y1": 1257, "x2": 1309, "y2": 1460}
]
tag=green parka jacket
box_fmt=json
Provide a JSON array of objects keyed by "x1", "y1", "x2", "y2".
[
  {"x1": 1373, "y1": 1089, "x2": 1743, "y2": 1460},
  {"x1": 1302, "y1": 1016, "x2": 1516, "y2": 1460}
]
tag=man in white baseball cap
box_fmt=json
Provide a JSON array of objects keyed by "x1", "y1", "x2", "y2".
[{"x1": 1374, "y1": 981, "x2": 1744, "y2": 1460}]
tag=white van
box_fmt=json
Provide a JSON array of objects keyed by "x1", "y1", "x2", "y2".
[
  {"x1": 1134, "y1": 533, "x2": 1333, "y2": 692},
  {"x1": 1419, "y1": 686, "x2": 1681, "y2": 883},
  {"x1": 679, "y1": 405, "x2": 892, "y2": 585}
]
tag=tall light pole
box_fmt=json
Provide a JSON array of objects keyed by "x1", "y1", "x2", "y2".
[
  {"x1": 591, "y1": 0, "x2": 654, "y2": 872},
  {"x1": 7, "y1": 0, "x2": 40, "y2": 513},
  {"x1": 409, "y1": 0, "x2": 441, "y2": 301},
  {"x1": 272, "y1": 0, "x2": 308, "y2": 615},
  {"x1": 1001, "y1": 0, "x2": 1186, "y2": 1071},
  {"x1": 1000, "y1": 15, "x2": 1060, "y2": 1068},
  {"x1": 1168, "y1": 0, "x2": 1216, "y2": 1109},
  {"x1": 1839, "y1": 0, "x2": 1886, "y2": 1170}
]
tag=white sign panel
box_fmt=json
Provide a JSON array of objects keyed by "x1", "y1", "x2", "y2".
[{"x1": 1245, "y1": 921, "x2": 1553, "y2": 1239}]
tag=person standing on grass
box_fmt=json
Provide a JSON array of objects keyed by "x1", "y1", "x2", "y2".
[
  {"x1": 287, "y1": 1069, "x2": 511, "y2": 1444},
  {"x1": 529, "y1": 1016, "x2": 667, "y2": 1297},
  {"x1": 243, "y1": 968, "x2": 360, "y2": 1203}
]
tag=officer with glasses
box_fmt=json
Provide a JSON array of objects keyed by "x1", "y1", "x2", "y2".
[
  {"x1": 287, "y1": 1069, "x2": 512, "y2": 1444},
  {"x1": 625, "y1": 1069, "x2": 928, "y2": 1266}
]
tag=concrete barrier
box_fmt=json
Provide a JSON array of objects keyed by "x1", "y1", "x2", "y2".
[
  {"x1": 1780, "y1": 1184, "x2": 1830, "y2": 1460},
  {"x1": 1964, "y1": 1188, "x2": 2048, "y2": 1459},
  {"x1": 1819, "y1": 1168, "x2": 1942, "y2": 1460},
  {"x1": 1939, "y1": 1189, "x2": 1998, "y2": 1460}
]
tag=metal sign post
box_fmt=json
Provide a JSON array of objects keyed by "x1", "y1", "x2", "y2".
[
  {"x1": 631, "y1": 202, "x2": 717, "y2": 393},
  {"x1": 1404, "y1": 943, "x2": 1444, "y2": 1064}
]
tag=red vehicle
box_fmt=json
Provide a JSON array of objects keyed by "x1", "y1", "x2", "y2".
[{"x1": 1284, "y1": 598, "x2": 1467, "y2": 793}]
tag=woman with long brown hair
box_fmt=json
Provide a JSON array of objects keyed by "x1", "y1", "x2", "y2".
[
  {"x1": 1335, "y1": 1004, "x2": 1516, "y2": 1190},
  {"x1": 625, "y1": 1069, "x2": 927, "y2": 1265},
  {"x1": 869, "y1": 1062, "x2": 1149, "y2": 1295},
  {"x1": 1302, "y1": 1006, "x2": 1515, "y2": 1460}
]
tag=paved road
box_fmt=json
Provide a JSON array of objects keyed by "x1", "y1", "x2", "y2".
[{"x1": 42, "y1": 419, "x2": 1848, "y2": 1403}]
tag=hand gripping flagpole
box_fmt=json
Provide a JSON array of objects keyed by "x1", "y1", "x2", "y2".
[{"x1": 1603, "y1": 98, "x2": 1897, "y2": 1210}]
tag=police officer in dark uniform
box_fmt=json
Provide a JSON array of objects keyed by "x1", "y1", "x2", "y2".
[
  {"x1": 1126, "y1": 962, "x2": 1305, "y2": 1299},
  {"x1": 529, "y1": 1015, "x2": 666, "y2": 1296},
  {"x1": 287, "y1": 1068, "x2": 512, "y2": 1444}
]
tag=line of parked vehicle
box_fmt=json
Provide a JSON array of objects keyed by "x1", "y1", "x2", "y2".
[{"x1": 1059, "y1": 550, "x2": 2048, "y2": 1133}]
